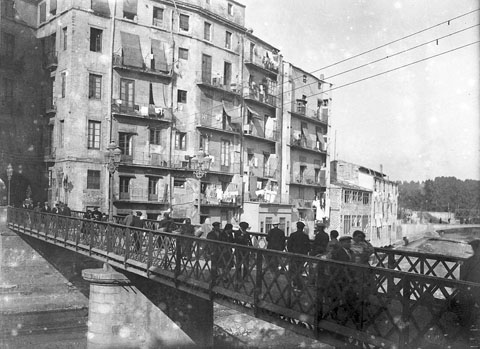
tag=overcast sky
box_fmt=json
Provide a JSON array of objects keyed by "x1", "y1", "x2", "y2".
[{"x1": 240, "y1": 0, "x2": 479, "y2": 182}]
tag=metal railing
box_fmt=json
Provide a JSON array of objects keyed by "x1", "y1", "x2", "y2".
[
  {"x1": 112, "y1": 53, "x2": 172, "y2": 76},
  {"x1": 195, "y1": 71, "x2": 241, "y2": 94},
  {"x1": 111, "y1": 99, "x2": 172, "y2": 121},
  {"x1": 245, "y1": 55, "x2": 279, "y2": 74},
  {"x1": 244, "y1": 87, "x2": 277, "y2": 108},
  {"x1": 292, "y1": 105, "x2": 329, "y2": 124},
  {"x1": 7, "y1": 207, "x2": 479, "y2": 348}
]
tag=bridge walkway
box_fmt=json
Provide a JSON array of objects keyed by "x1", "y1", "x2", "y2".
[{"x1": 7, "y1": 208, "x2": 480, "y2": 348}]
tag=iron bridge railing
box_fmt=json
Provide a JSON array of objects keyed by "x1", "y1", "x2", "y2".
[{"x1": 6, "y1": 208, "x2": 479, "y2": 348}]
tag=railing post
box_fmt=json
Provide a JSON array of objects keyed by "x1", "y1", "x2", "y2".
[
  {"x1": 146, "y1": 232, "x2": 153, "y2": 278},
  {"x1": 124, "y1": 227, "x2": 130, "y2": 266},
  {"x1": 253, "y1": 250, "x2": 263, "y2": 317},
  {"x1": 175, "y1": 236, "x2": 182, "y2": 286},
  {"x1": 399, "y1": 275, "x2": 411, "y2": 349},
  {"x1": 314, "y1": 261, "x2": 324, "y2": 339},
  {"x1": 387, "y1": 252, "x2": 395, "y2": 296}
]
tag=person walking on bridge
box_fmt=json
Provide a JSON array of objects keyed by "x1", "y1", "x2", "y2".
[
  {"x1": 266, "y1": 219, "x2": 286, "y2": 271},
  {"x1": 287, "y1": 221, "x2": 310, "y2": 291},
  {"x1": 234, "y1": 222, "x2": 252, "y2": 282}
]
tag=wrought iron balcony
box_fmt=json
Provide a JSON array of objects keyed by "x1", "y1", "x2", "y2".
[
  {"x1": 244, "y1": 55, "x2": 279, "y2": 76},
  {"x1": 111, "y1": 99, "x2": 172, "y2": 122},
  {"x1": 244, "y1": 87, "x2": 277, "y2": 108},
  {"x1": 43, "y1": 51, "x2": 58, "y2": 70},
  {"x1": 195, "y1": 71, "x2": 240, "y2": 95},
  {"x1": 112, "y1": 53, "x2": 172, "y2": 78},
  {"x1": 290, "y1": 105, "x2": 329, "y2": 124},
  {"x1": 290, "y1": 135, "x2": 327, "y2": 154}
]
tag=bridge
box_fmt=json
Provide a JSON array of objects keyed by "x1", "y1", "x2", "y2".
[{"x1": 6, "y1": 207, "x2": 480, "y2": 348}]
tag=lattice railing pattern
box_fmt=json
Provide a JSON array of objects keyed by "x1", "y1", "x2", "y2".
[{"x1": 7, "y1": 208, "x2": 479, "y2": 349}]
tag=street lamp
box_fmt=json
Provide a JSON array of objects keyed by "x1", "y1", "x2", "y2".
[
  {"x1": 106, "y1": 141, "x2": 122, "y2": 221},
  {"x1": 6, "y1": 164, "x2": 13, "y2": 206},
  {"x1": 192, "y1": 150, "x2": 212, "y2": 224}
]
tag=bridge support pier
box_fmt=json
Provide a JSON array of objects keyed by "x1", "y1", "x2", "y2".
[{"x1": 83, "y1": 263, "x2": 206, "y2": 348}]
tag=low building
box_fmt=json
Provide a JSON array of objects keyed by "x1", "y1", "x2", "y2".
[{"x1": 329, "y1": 160, "x2": 399, "y2": 246}]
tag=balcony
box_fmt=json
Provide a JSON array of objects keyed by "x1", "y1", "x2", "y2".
[
  {"x1": 290, "y1": 105, "x2": 329, "y2": 125},
  {"x1": 44, "y1": 97, "x2": 56, "y2": 115},
  {"x1": 290, "y1": 198, "x2": 315, "y2": 209},
  {"x1": 195, "y1": 71, "x2": 240, "y2": 96},
  {"x1": 196, "y1": 114, "x2": 240, "y2": 134},
  {"x1": 291, "y1": 172, "x2": 326, "y2": 187},
  {"x1": 290, "y1": 136, "x2": 327, "y2": 154},
  {"x1": 244, "y1": 55, "x2": 279, "y2": 77},
  {"x1": 116, "y1": 188, "x2": 169, "y2": 204},
  {"x1": 243, "y1": 124, "x2": 279, "y2": 142},
  {"x1": 244, "y1": 87, "x2": 277, "y2": 108},
  {"x1": 43, "y1": 51, "x2": 58, "y2": 71},
  {"x1": 112, "y1": 99, "x2": 172, "y2": 123},
  {"x1": 112, "y1": 53, "x2": 172, "y2": 78}
]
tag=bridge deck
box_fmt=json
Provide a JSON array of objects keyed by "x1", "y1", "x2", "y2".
[{"x1": 7, "y1": 208, "x2": 480, "y2": 348}]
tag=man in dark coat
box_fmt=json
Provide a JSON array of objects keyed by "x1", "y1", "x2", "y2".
[
  {"x1": 266, "y1": 219, "x2": 285, "y2": 271},
  {"x1": 234, "y1": 221, "x2": 252, "y2": 280},
  {"x1": 207, "y1": 222, "x2": 222, "y2": 279},
  {"x1": 180, "y1": 218, "x2": 196, "y2": 259},
  {"x1": 41, "y1": 202, "x2": 51, "y2": 213},
  {"x1": 311, "y1": 222, "x2": 329, "y2": 257},
  {"x1": 130, "y1": 211, "x2": 144, "y2": 253},
  {"x1": 219, "y1": 223, "x2": 234, "y2": 279},
  {"x1": 287, "y1": 221, "x2": 311, "y2": 290}
]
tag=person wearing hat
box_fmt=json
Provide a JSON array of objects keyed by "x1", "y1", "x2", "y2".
[
  {"x1": 350, "y1": 230, "x2": 374, "y2": 265},
  {"x1": 331, "y1": 236, "x2": 353, "y2": 262},
  {"x1": 287, "y1": 221, "x2": 311, "y2": 290},
  {"x1": 234, "y1": 221, "x2": 252, "y2": 281},
  {"x1": 130, "y1": 211, "x2": 144, "y2": 253},
  {"x1": 266, "y1": 219, "x2": 286, "y2": 271},
  {"x1": 41, "y1": 201, "x2": 51, "y2": 213},
  {"x1": 219, "y1": 223, "x2": 235, "y2": 280},
  {"x1": 179, "y1": 218, "x2": 195, "y2": 259},
  {"x1": 311, "y1": 222, "x2": 330, "y2": 257},
  {"x1": 207, "y1": 222, "x2": 222, "y2": 278}
]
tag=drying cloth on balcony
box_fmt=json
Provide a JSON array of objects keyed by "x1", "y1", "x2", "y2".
[
  {"x1": 316, "y1": 129, "x2": 326, "y2": 149},
  {"x1": 123, "y1": 0, "x2": 137, "y2": 15},
  {"x1": 246, "y1": 106, "x2": 261, "y2": 118},
  {"x1": 151, "y1": 39, "x2": 168, "y2": 72},
  {"x1": 120, "y1": 32, "x2": 143, "y2": 68},
  {"x1": 265, "y1": 116, "x2": 276, "y2": 139},
  {"x1": 222, "y1": 100, "x2": 241, "y2": 123},
  {"x1": 91, "y1": 0, "x2": 110, "y2": 15}
]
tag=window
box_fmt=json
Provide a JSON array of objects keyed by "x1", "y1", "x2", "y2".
[
  {"x1": 62, "y1": 27, "x2": 67, "y2": 50},
  {"x1": 50, "y1": 0, "x2": 57, "y2": 15},
  {"x1": 3, "y1": 0, "x2": 15, "y2": 18},
  {"x1": 59, "y1": 120, "x2": 64, "y2": 148},
  {"x1": 2, "y1": 32, "x2": 15, "y2": 59},
  {"x1": 39, "y1": 2, "x2": 46, "y2": 22},
  {"x1": 123, "y1": 0, "x2": 137, "y2": 20},
  {"x1": 204, "y1": 22, "x2": 211, "y2": 41},
  {"x1": 227, "y1": 3, "x2": 233, "y2": 15},
  {"x1": 179, "y1": 14, "x2": 189, "y2": 31},
  {"x1": 148, "y1": 177, "x2": 158, "y2": 195},
  {"x1": 88, "y1": 74, "x2": 102, "y2": 99},
  {"x1": 87, "y1": 121, "x2": 101, "y2": 149},
  {"x1": 343, "y1": 215, "x2": 351, "y2": 234},
  {"x1": 353, "y1": 191, "x2": 358, "y2": 202},
  {"x1": 177, "y1": 89, "x2": 187, "y2": 103},
  {"x1": 61, "y1": 72, "x2": 66, "y2": 98},
  {"x1": 343, "y1": 190, "x2": 352, "y2": 204},
  {"x1": 119, "y1": 132, "x2": 133, "y2": 156},
  {"x1": 225, "y1": 31, "x2": 232, "y2": 49},
  {"x1": 178, "y1": 47, "x2": 188, "y2": 60},
  {"x1": 175, "y1": 132, "x2": 186, "y2": 150},
  {"x1": 223, "y1": 61, "x2": 231, "y2": 86},
  {"x1": 221, "y1": 140, "x2": 230, "y2": 166},
  {"x1": 119, "y1": 177, "x2": 131, "y2": 197},
  {"x1": 87, "y1": 170, "x2": 101, "y2": 189},
  {"x1": 90, "y1": 28, "x2": 102, "y2": 52},
  {"x1": 120, "y1": 79, "x2": 134, "y2": 107},
  {"x1": 199, "y1": 134, "x2": 209, "y2": 154},
  {"x1": 153, "y1": 7, "x2": 164, "y2": 26},
  {"x1": 363, "y1": 192, "x2": 370, "y2": 205},
  {"x1": 314, "y1": 168, "x2": 320, "y2": 183},
  {"x1": 299, "y1": 165, "x2": 306, "y2": 181},
  {"x1": 149, "y1": 128, "x2": 161, "y2": 145}
]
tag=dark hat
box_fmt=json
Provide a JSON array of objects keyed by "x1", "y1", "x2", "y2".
[
  {"x1": 224, "y1": 223, "x2": 233, "y2": 230},
  {"x1": 296, "y1": 221, "x2": 305, "y2": 228},
  {"x1": 212, "y1": 221, "x2": 221, "y2": 227},
  {"x1": 469, "y1": 239, "x2": 480, "y2": 249},
  {"x1": 352, "y1": 230, "x2": 366, "y2": 238},
  {"x1": 339, "y1": 236, "x2": 352, "y2": 242},
  {"x1": 239, "y1": 222, "x2": 249, "y2": 229},
  {"x1": 136, "y1": 211, "x2": 142, "y2": 216},
  {"x1": 316, "y1": 222, "x2": 326, "y2": 227}
]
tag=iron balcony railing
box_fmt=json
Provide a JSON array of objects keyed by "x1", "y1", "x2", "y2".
[
  {"x1": 244, "y1": 55, "x2": 279, "y2": 75},
  {"x1": 290, "y1": 135, "x2": 327, "y2": 153},
  {"x1": 292, "y1": 105, "x2": 329, "y2": 124},
  {"x1": 243, "y1": 123, "x2": 279, "y2": 142},
  {"x1": 112, "y1": 53, "x2": 172, "y2": 76},
  {"x1": 111, "y1": 99, "x2": 172, "y2": 121},
  {"x1": 195, "y1": 71, "x2": 241, "y2": 95},
  {"x1": 8, "y1": 207, "x2": 479, "y2": 349},
  {"x1": 244, "y1": 87, "x2": 277, "y2": 108}
]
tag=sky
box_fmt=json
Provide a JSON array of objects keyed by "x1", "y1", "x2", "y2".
[{"x1": 240, "y1": 0, "x2": 480, "y2": 182}]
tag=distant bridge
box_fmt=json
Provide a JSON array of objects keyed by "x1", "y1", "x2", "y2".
[{"x1": 7, "y1": 208, "x2": 480, "y2": 348}]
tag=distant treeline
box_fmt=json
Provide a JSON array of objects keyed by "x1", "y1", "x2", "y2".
[{"x1": 398, "y1": 177, "x2": 480, "y2": 215}]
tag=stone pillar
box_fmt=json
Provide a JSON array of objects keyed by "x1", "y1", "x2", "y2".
[
  {"x1": 82, "y1": 263, "x2": 132, "y2": 349},
  {"x1": 82, "y1": 263, "x2": 197, "y2": 348}
]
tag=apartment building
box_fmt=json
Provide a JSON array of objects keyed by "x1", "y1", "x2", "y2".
[
  {"x1": 0, "y1": 0, "x2": 45, "y2": 206},
  {"x1": 4, "y1": 0, "x2": 332, "y2": 231},
  {"x1": 281, "y1": 64, "x2": 331, "y2": 236},
  {"x1": 329, "y1": 160, "x2": 399, "y2": 246}
]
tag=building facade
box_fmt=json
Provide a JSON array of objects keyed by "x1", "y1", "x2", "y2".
[
  {"x1": 4, "y1": 0, "x2": 332, "y2": 234},
  {"x1": 329, "y1": 160, "x2": 398, "y2": 246}
]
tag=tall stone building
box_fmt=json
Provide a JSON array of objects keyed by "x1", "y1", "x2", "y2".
[
  {"x1": 1, "y1": 0, "x2": 332, "y2": 233},
  {"x1": 329, "y1": 160, "x2": 399, "y2": 246}
]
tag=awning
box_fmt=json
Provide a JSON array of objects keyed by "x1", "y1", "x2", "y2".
[
  {"x1": 246, "y1": 106, "x2": 261, "y2": 119},
  {"x1": 91, "y1": 0, "x2": 110, "y2": 16},
  {"x1": 222, "y1": 100, "x2": 242, "y2": 123},
  {"x1": 120, "y1": 31, "x2": 143, "y2": 68},
  {"x1": 316, "y1": 130, "x2": 325, "y2": 146},
  {"x1": 301, "y1": 123, "x2": 308, "y2": 135},
  {"x1": 151, "y1": 39, "x2": 168, "y2": 72},
  {"x1": 123, "y1": 0, "x2": 137, "y2": 15}
]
